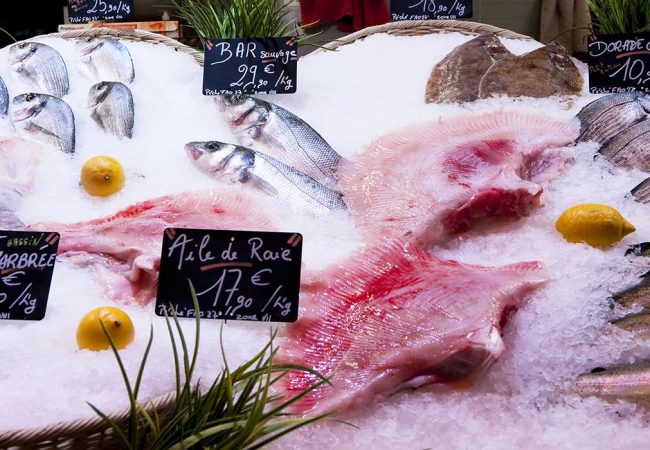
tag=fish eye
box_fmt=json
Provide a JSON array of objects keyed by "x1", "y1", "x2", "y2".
[
  {"x1": 206, "y1": 142, "x2": 220, "y2": 150},
  {"x1": 18, "y1": 43, "x2": 27, "y2": 49},
  {"x1": 96, "y1": 82, "x2": 105, "y2": 90},
  {"x1": 25, "y1": 93, "x2": 35, "y2": 101},
  {"x1": 230, "y1": 95, "x2": 245, "y2": 104},
  {"x1": 85, "y1": 37, "x2": 93, "y2": 43}
]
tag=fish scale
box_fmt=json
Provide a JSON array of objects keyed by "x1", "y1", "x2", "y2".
[
  {"x1": 88, "y1": 81, "x2": 134, "y2": 139},
  {"x1": 0, "y1": 76, "x2": 8, "y2": 116},
  {"x1": 8, "y1": 42, "x2": 69, "y2": 98},
  {"x1": 75, "y1": 37, "x2": 135, "y2": 84},
  {"x1": 599, "y1": 119, "x2": 650, "y2": 170}
]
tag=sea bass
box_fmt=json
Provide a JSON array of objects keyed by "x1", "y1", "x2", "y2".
[
  {"x1": 89, "y1": 81, "x2": 134, "y2": 139},
  {"x1": 276, "y1": 239, "x2": 546, "y2": 415},
  {"x1": 478, "y1": 43, "x2": 583, "y2": 99},
  {"x1": 8, "y1": 42, "x2": 69, "y2": 98},
  {"x1": 571, "y1": 365, "x2": 650, "y2": 405},
  {"x1": 0, "y1": 76, "x2": 8, "y2": 116},
  {"x1": 29, "y1": 190, "x2": 275, "y2": 305},
  {"x1": 576, "y1": 92, "x2": 650, "y2": 145},
  {"x1": 425, "y1": 34, "x2": 513, "y2": 104},
  {"x1": 339, "y1": 110, "x2": 579, "y2": 247},
  {"x1": 598, "y1": 119, "x2": 650, "y2": 171},
  {"x1": 185, "y1": 141, "x2": 346, "y2": 216},
  {"x1": 75, "y1": 37, "x2": 135, "y2": 84},
  {"x1": 215, "y1": 95, "x2": 343, "y2": 187},
  {"x1": 11, "y1": 93, "x2": 75, "y2": 153}
]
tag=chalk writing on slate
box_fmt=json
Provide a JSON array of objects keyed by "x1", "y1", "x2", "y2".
[
  {"x1": 203, "y1": 37, "x2": 298, "y2": 95},
  {"x1": 0, "y1": 231, "x2": 59, "y2": 321},
  {"x1": 588, "y1": 33, "x2": 650, "y2": 94},
  {"x1": 67, "y1": 0, "x2": 134, "y2": 23},
  {"x1": 390, "y1": 0, "x2": 472, "y2": 20},
  {"x1": 156, "y1": 229, "x2": 302, "y2": 322}
]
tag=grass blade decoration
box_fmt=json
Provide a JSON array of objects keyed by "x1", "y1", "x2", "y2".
[{"x1": 586, "y1": 0, "x2": 650, "y2": 34}]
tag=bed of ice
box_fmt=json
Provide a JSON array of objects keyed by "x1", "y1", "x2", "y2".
[{"x1": 0, "y1": 30, "x2": 649, "y2": 448}]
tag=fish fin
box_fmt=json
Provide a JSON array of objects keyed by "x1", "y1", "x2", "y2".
[{"x1": 249, "y1": 174, "x2": 279, "y2": 197}]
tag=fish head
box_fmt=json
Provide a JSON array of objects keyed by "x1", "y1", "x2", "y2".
[
  {"x1": 214, "y1": 95, "x2": 263, "y2": 130},
  {"x1": 185, "y1": 141, "x2": 255, "y2": 183},
  {"x1": 8, "y1": 42, "x2": 38, "y2": 65},
  {"x1": 638, "y1": 92, "x2": 650, "y2": 114},
  {"x1": 75, "y1": 37, "x2": 105, "y2": 58},
  {"x1": 88, "y1": 81, "x2": 113, "y2": 107},
  {"x1": 11, "y1": 93, "x2": 47, "y2": 123}
]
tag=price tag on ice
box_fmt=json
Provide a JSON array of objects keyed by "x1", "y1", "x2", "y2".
[
  {"x1": 156, "y1": 229, "x2": 302, "y2": 322},
  {"x1": 67, "y1": 0, "x2": 134, "y2": 23},
  {"x1": 390, "y1": 0, "x2": 472, "y2": 21},
  {"x1": 203, "y1": 37, "x2": 298, "y2": 95},
  {"x1": 0, "y1": 231, "x2": 59, "y2": 321},
  {"x1": 588, "y1": 33, "x2": 650, "y2": 94}
]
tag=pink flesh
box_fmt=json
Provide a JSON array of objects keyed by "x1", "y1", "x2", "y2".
[
  {"x1": 339, "y1": 110, "x2": 578, "y2": 247},
  {"x1": 0, "y1": 137, "x2": 42, "y2": 195},
  {"x1": 276, "y1": 239, "x2": 547, "y2": 416},
  {"x1": 29, "y1": 189, "x2": 276, "y2": 305}
]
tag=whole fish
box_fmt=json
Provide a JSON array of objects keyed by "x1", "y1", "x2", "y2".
[
  {"x1": 478, "y1": 43, "x2": 583, "y2": 99},
  {"x1": 626, "y1": 242, "x2": 650, "y2": 257},
  {"x1": 612, "y1": 312, "x2": 650, "y2": 339},
  {"x1": 88, "y1": 81, "x2": 134, "y2": 139},
  {"x1": 599, "y1": 119, "x2": 650, "y2": 171},
  {"x1": 576, "y1": 92, "x2": 650, "y2": 145},
  {"x1": 425, "y1": 34, "x2": 513, "y2": 104},
  {"x1": 11, "y1": 93, "x2": 75, "y2": 154},
  {"x1": 613, "y1": 272, "x2": 650, "y2": 310},
  {"x1": 185, "y1": 141, "x2": 347, "y2": 216},
  {"x1": 215, "y1": 95, "x2": 343, "y2": 187},
  {"x1": 0, "y1": 76, "x2": 8, "y2": 116},
  {"x1": 571, "y1": 365, "x2": 650, "y2": 404},
  {"x1": 631, "y1": 177, "x2": 650, "y2": 204},
  {"x1": 8, "y1": 42, "x2": 69, "y2": 98},
  {"x1": 75, "y1": 37, "x2": 135, "y2": 84}
]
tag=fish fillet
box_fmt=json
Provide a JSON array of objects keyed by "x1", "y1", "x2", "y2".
[
  {"x1": 29, "y1": 189, "x2": 275, "y2": 305},
  {"x1": 276, "y1": 239, "x2": 547, "y2": 415},
  {"x1": 339, "y1": 110, "x2": 579, "y2": 247}
]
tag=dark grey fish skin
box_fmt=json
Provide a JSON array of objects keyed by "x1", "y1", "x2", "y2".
[
  {"x1": 8, "y1": 42, "x2": 69, "y2": 98},
  {"x1": 626, "y1": 242, "x2": 650, "y2": 257},
  {"x1": 631, "y1": 177, "x2": 650, "y2": 204},
  {"x1": 613, "y1": 272, "x2": 650, "y2": 310},
  {"x1": 11, "y1": 93, "x2": 75, "y2": 154},
  {"x1": 424, "y1": 34, "x2": 513, "y2": 104},
  {"x1": 576, "y1": 92, "x2": 650, "y2": 145},
  {"x1": 215, "y1": 95, "x2": 343, "y2": 188},
  {"x1": 0, "y1": 76, "x2": 8, "y2": 116},
  {"x1": 185, "y1": 141, "x2": 347, "y2": 216},
  {"x1": 75, "y1": 37, "x2": 135, "y2": 84},
  {"x1": 571, "y1": 364, "x2": 650, "y2": 401},
  {"x1": 612, "y1": 312, "x2": 650, "y2": 339},
  {"x1": 88, "y1": 82, "x2": 134, "y2": 139},
  {"x1": 599, "y1": 120, "x2": 650, "y2": 170}
]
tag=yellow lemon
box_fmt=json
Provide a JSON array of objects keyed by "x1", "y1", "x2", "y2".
[
  {"x1": 77, "y1": 306, "x2": 135, "y2": 351},
  {"x1": 555, "y1": 203, "x2": 636, "y2": 248},
  {"x1": 80, "y1": 156, "x2": 125, "y2": 197}
]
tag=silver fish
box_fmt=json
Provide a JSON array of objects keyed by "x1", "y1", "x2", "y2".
[
  {"x1": 612, "y1": 272, "x2": 650, "y2": 310},
  {"x1": 576, "y1": 92, "x2": 650, "y2": 145},
  {"x1": 570, "y1": 364, "x2": 650, "y2": 405},
  {"x1": 0, "y1": 76, "x2": 8, "y2": 116},
  {"x1": 612, "y1": 312, "x2": 650, "y2": 339},
  {"x1": 8, "y1": 42, "x2": 69, "y2": 98},
  {"x1": 632, "y1": 177, "x2": 650, "y2": 204},
  {"x1": 0, "y1": 211, "x2": 25, "y2": 230},
  {"x1": 599, "y1": 119, "x2": 650, "y2": 170},
  {"x1": 11, "y1": 93, "x2": 75, "y2": 154},
  {"x1": 75, "y1": 37, "x2": 135, "y2": 84},
  {"x1": 185, "y1": 141, "x2": 347, "y2": 215},
  {"x1": 88, "y1": 81, "x2": 134, "y2": 139},
  {"x1": 215, "y1": 95, "x2": 343, "y2": 187}
]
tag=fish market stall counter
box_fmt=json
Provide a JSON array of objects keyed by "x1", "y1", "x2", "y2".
[{"x1": 2, "y1": 22, "x2": 650, "y2": 449}]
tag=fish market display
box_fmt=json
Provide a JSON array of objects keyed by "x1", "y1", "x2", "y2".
[
  {"x1": 613, "y1": 273, "x2": 650, "y2": 310},
  {"x1": 0, "y1": 137, "x2": 42, "y2": 229},
  {"x1": 0, "y1": 76, "x2": 8, "y2": 116},
  {"x1": 425, "y1": 34, "x2": 513, "y2": 104},
  {"x1": 11, "y1": 93, "x2": 75, "y2": 153},
  {"x1": 29, "y1": 189, "x2": 275, "y2": 305},
  {"x1": 632, "y1": 178, "x2": 650, "y2": 204},
  {"x1": 215, "y1": 95, "x2": 343, "y2": 187},
  {"x1": 276, "y1": 240, "x2": 546, "y2": 415},
  {"x1": 75, "y1": 37, "x2": 135, "y2": 84},
  {"x1": 612, "y1": 312, "x2": 650, "y2": 339},
  {"x1": 571, "y1": 365, "x2": 650, "y2": 405},
  {"x1": 185, "y1": 141, "x2": 346, "y2": 215},
  {"x1": 339, "y1": 110, "x2": 578, "y2": 247},
  {"x1": 576, "y1": 92, "x2": 650, "y2": 145},
  {"x1": 599, "y1": 120, "x2": 650, "y2": 171},
  {"x1": 478, "y1": 44, "x2": 583, "y2": 99},
  {"x1": 88, "y1": 81, "x2": 134, "y2": 139},
  {"x1": 8, "y1": 42, "x2": 69, "y2": 98}
]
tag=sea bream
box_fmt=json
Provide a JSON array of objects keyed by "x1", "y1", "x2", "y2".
[
  {"x1": 88, "y1": 81, "x2": 134, "y2": 139},
  {"x1": 612, "y1": 272, "x2": 650, "y2": 310},
  {"x1": 185, "y1": 141, "x2": 346, "y2": 216},
  {"x1": 276, "y1": 239, "x2": 546, "y2": 415},
  {"x1": 576, "y1": 92, "x2": 650, "y2": 145},
  {"x1": 631, "y1": 177, "x2": 650, "y2": 204},
  {"x1": 0, "y1": 76, "x2": 8, "y2": 116},
  {"x1": 75, "y1": 37, "x2": 135, "y2": 84},
  {"x1": 11, "y1": 93, "x2": 75, "y2": 154},
  {"x1": 8, "y1": 42, "x2": 69, "y2": 98},
  {"x1": 29, "y1": 189, "x2": 275, "y2": 305},
  {"x1": 215, "y1": 95, "x2": 343, "y2": 187},
  {"x1": 598, "y1": 119, "x2": 650, "y2": 171},
  {"x1": 339, "y1": 110, "x2": 579, "y2": 248}
]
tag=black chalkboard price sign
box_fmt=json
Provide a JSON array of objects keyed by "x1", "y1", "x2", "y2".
[
  {"x1": 0, "y1": 231, "x2": 59, "y2": 321},
  {"x1": 390, "y1": 0, "x2": 472, "y2": 20},
  {"x1": 67, "y1": 0, "x2": 134, "y2": 24},
  {"x1": 588, "y1": 33, "x2": 650, "y2": 94},
  {"x1": 203, "y1": 37, "x2": 298, "y2": 95},
  {"x1": 156, "y1": 228, "x2": 302, "y2": 322}
]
